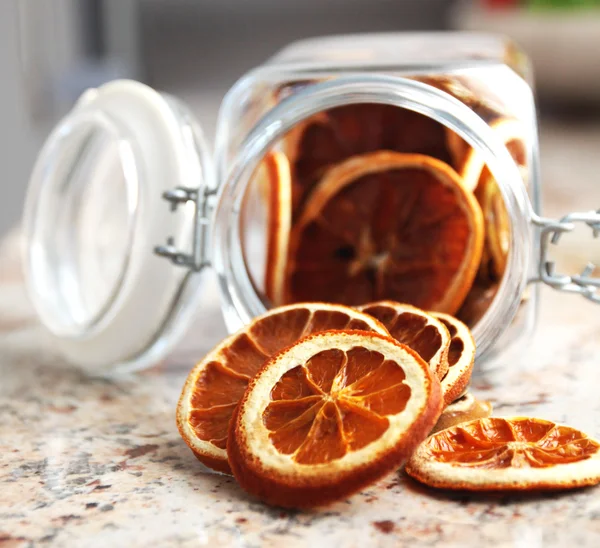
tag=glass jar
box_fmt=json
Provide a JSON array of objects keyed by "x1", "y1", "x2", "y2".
[{"x1": 22, "y1": 32, "x2": 599, "y2": 376}]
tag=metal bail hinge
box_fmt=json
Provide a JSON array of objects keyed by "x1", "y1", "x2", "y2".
[
  {"x1": 154, "y1": 186, "x2": 215, "y2": 271},
  {"x1": 531, "y1": 210, "x2": 600, "y2": 303}
]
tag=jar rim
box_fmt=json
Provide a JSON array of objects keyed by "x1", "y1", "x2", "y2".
[
  {"x1": 212, "y1": 74, "x2": 535, "y2": 360},
  {"x1": 22, "y1": 80, "x2": 210, "y2": 374}
]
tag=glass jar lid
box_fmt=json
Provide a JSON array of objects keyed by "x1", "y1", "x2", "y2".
[{"x1": 23, "y1": 80, "x2": 212, "y2": 375}]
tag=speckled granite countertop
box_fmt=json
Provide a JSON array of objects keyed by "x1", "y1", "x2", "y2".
[{"x1": 1, "y1": 119, "x2": 600, "y2": 547}]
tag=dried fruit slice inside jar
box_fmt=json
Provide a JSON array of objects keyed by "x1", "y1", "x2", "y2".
[
  {"x1": 358, "y1": 301, "x2": 451, "y2": 380},
  {"x1": 462, "y1": 118, "x2": 526, "y2": 282},
  {"x1": 456, "y1": 278, "x2": 499, "y2": 327},
  {"x1": 406, "y1": 417, "x2": 600, "y2": 491},
  {"x1": 176, "y1": 303, "x2": 388, "y2": 474},
  {"x1": 414, "y1": 75, "x2": 513, "y2": 177},
  {"x1": 284, "y1": 151, "x2": 484, "y2": 314},
  {"x1": 228, "y1": 330, "x2": 443, "y2": 508},
  {"x1": 475, "y1": 170, "x2": 512, "y2": 281},
  {"x1": 455, "y1": 117, "x2": 527, "y2": 193},
  {"x1": 429, "y1": 312, "x2": 476, "y2": 406},
  {"x1": 431, "y1": 393, "x2": 492, "y2": 434},
  {"x1": 261, "y1": 151, "x2": 292, "y2": 306},
  {"x1": 282, "y1": 103, "x2": 456, "y2": 216},
  {"x1": 457, "y1": 119, "x2": 527, "y2": 324}
]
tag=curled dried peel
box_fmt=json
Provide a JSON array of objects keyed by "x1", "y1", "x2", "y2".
[
  {"x1": 285, "y1": 151, "x2": 484, "y2": 315},
  {"x1": 429, "y1": 312, "x2": 475, "y2": 406},
  {"x1": 358, "y1": 301, "x2": 451, "y2": 380},
  {"x1": 406, "y1": 417, "x2": 600, "y2": 491},
  {"x1": 176, "y1": 303, "x2": 388, "y2": 474},
  {"x1": 228, "y1": 330, "x2": 442, "y2": 508}
]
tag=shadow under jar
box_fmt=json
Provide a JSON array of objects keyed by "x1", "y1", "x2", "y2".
[{"x1": 22, "y1": 33, "x2": 600, "y2": 376}]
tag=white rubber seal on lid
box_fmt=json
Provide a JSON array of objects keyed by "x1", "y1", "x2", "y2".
[{"x1": 23, "y1": 80, "x2": 210, "y2": 374}]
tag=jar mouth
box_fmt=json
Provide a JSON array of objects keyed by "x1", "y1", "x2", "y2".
[{"x1": 212, "y1": 74, "x2": 534, "y2": 360}]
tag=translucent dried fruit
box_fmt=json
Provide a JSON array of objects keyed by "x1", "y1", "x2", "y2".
[
  {"x1": 406, "y1": 417, "x2": 600, "y2": 491},
  {"x1": 228, "y1": 330, "x2": 442, "y2": 507},
  {"x1": 176, "y1": 304, "x2": 388, "y2": 474}
]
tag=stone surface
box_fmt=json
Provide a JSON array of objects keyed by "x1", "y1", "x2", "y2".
[{"x1": 1, "y1": 119, "x2": 600, "y2": 546}]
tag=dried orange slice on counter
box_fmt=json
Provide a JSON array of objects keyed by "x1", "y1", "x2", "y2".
[
  {"x1": 431, "y1": 393, "x2": 492, "y2": 434},
  {"x1": 284, "y1": 151, "x2": 484, "y2": 314},
  {"x1": 406, "y1": 417, "x2": 600, "y2": 491},
  {"x1": 283, "y1": 103, "x2": 455, "y2": 215},
  {"x1": 228, "y1": 330, "x2": 442, "y2": 508},
  {"x1": 262, "y1": 151, "x2": 292, "y2": 305},
  {"x1": 429, "y1": 312, "x2": 476, "y2": 406},
  {"x1": 358, "y1": 301, "x2": 451, "y2": 380},
  {"x1": 176, "y1": 304, "x2": 388, "y2": 474}
]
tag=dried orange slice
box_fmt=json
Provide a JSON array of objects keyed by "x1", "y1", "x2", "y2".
[
  {"x1": 262, "y1": 151, "x2": 292, "y2": 305},
  {"x1": 176, "y1": 304, "x2": 388, "y2": 474},
  {"x1": 417, "y1": 75, "x2": 507, "y2": 173},
  {"x1": 284, "y1": 151, "x2": 484, "y2": 314},
  {"x1": 431, "y1": 393, "x2": 492, "y2": 434},
  {"x1": 455, "y1": 118, "x2": 525, "y2": 283},
  {"x1": 358, "y1": 301, "x2": 451, "y2": 380},
  {"x1": 283, "y1": 103, "x2": 454, "y2": 215},
  {"x1": 457, "y1": 118, "x2": 527, "y2": 193},
  {"x1": 406, "y1": 417, "x2": 600, "y2": 491},
  {"x1": 475, "y1": 170, "x2": 512, "y2": 281},
  {"x1": 457, "y1": 281, "x2": 499, "y2": 327},
  {"x1": 228, "y1": 330, "x2": 442, "y2": 508},
  {"x1": 429, "y1": 312, "x2": 475, "y2": 406}
]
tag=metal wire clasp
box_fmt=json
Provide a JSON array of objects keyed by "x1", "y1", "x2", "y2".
[
  {"x1": 154, "y1": 186, "x2": 215, "y2": 271},
  {"x1": 531, "y1": 210, "x2": 600, "y2": 303}
]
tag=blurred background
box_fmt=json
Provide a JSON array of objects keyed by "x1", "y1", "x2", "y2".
[{"x1": 1, "y1": 0, "x2": 600, "y2": 237}]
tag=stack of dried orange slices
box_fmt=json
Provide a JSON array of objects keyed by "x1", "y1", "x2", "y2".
[
  {"x1": 177, "y1": 302, "x2": 600, "y2": 508},
  {"x1": 257, "y1": 80, "x2": 530, "y2": 331}
]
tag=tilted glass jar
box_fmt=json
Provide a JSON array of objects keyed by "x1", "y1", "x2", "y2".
[{"x1": 22, "y1": 32, "x2": 600, "y2": 376}]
